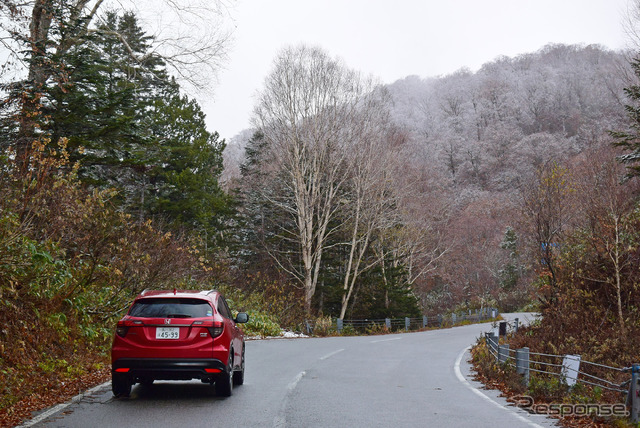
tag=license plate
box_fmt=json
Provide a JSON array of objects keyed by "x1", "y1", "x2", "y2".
[{"x1": 156, "y1": 327, "x2": 180, "y2": 339}]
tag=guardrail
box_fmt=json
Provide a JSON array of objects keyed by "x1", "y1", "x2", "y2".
[
  {"x1": 304, "y1": 308, "x2": 499, "y2": 335},
  {"x1": 484, "y1": 321, "x2": 639, "y2": 424}
]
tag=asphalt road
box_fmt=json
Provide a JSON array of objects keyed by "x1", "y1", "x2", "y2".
[{"x1": 22, "y1": 313, "x2": 557, "y2": 428}]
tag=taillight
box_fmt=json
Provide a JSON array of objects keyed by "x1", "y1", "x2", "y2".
[
  {"x1": 192, "y1": 320, "x2": 224, "y2": 338},
  {"x1": 208, "y1": 323, "x2": 224, "y2": 338},
  {"x1": 116, "y1": 321, "x2": 128, "y2": 337},
  {"x1": 115, "y1": 320, "x2": 143, "y2": 337}
]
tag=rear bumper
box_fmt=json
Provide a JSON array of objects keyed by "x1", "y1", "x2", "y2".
[{"x1": 112, "y1": 358, "x2": 226, "y2": 381}]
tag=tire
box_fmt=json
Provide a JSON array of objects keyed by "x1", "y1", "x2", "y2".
[
  {"x1": 233, "y1": 346, "x2": 245, "y2": 386},
  {"x1": 112, "y1": 373, "x2": 131, "y2": 398},
  {"x1": 215, "y1": 351, "x2": 234, "y2": 397}
]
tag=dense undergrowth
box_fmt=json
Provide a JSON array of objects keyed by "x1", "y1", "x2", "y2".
[
  {"x1": 471, "y1": 312, "x2": 640, "y2": 427},
  {"x1": 472, "y1": 339, "x2": 634, "y2": 427},
  {"x1": 471, "y1": 239, "x2": 640, "y2": 427}
]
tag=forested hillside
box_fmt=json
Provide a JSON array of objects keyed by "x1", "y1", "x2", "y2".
[
  {"x1": 385, "y1": 44, "x2": 631, "y2": 311},
  {"x1": 224, "y1": 43, "x2": 634, "y2": 316}
]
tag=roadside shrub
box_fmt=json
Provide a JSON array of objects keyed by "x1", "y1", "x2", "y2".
[
  {"x1": 241, "y1": 312, "x2": 282, "y2": 337},
  {"x1": 339, "y1": 323, "x2": 356, "y2": 336},
  {"x1": 471, "y1": 340, "x2": 526, "y2": 395},
  {"x1": 312, "y1": 316, "x2": 336, "y2": 336},
  {"x1": 231, "y1": 274, "x2": 305, "y2": 328},
  {"x1": 528, "y1": 374, "x2": 568, "y2": 402},
  {"x1": 366, "y1": 322, "x2": 389, "y2": 335}
]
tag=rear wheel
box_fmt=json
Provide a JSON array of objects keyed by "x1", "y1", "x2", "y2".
[
  {"x1": 112, "y1": 373, "x2": 131, "y2": 398},
  {"x1": 215, "y1": 351, "x2": 234, "y2": 397},
  {"x1": 233, "y1": 346, "x2": 245, "y2": 386}
]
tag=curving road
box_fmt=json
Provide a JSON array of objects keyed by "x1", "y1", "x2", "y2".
[{"x1": 21, "y1": 313, "x2": 557, "y2": 428}]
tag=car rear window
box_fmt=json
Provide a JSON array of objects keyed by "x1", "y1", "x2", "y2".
[{"x1": 128, "y1": 298, "x2": 213, "y2": 318}]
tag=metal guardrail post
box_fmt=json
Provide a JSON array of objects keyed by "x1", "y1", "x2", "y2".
[
  {"x1": 516, "y1": 347, "x2": 530, "y2": 386},
  {"x1": 405, "y1": 317, "x2": 410, "y2": 331},
  {"x1": 438, "y1": 314, "x2": 443, "y2": 327},
  {"x1": 499, "y1": 321, "x2": 507, "y2": 337},
  {"x1": 422, "y1": 316, "x2": 428, "y2": 328},
  {"x1": 385, "y1": 318, "x2": 391, "y2": 329},
  {"x1": 514, "y1": 318, "x2": 519, "y2": 333},
  {"x1": 336, "y1": 318, "x2": 343, "y2": 334},
  {"x1": 631, "y1": 364, "x2": 640, "y2": 424},
  {"x1": 498, "y1": 344, "x2": 509, "y2": 364},
  {"x1": 452, "y1": 313, "x2": 457, "y2": 325}
]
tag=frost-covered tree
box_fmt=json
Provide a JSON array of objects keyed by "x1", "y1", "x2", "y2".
[{"x1": 252, "y1": 45, "x2": 387, "y2": 313}]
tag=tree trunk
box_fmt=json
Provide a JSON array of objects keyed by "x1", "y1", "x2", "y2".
[
  {"x1": 339, "y1": 198, "x2": 361, "y2": 319},
  {"x1": 613, "y1": 217, "x2": 626, "y2": 335},
  {"x1": 16, "y1": 0, "x2": 54, "y2": 173}
]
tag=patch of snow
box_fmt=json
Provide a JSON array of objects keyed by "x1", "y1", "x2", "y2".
[
  {"x1": 246, "y1": 329, "x2": 309, "y2": 340},
  {"x1": 281, "y1": 330, "x2": 308, "y2": 338}
]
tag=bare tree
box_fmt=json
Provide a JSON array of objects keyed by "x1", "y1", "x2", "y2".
[
  {"x1": 373, "y1": 154, "x2": 452, "y2": 314},
  {"x1": 574, "y1": 148, "x2": 640, "y2": 334},
  {"x1": 252, "y1": 45, "x2": 381, "y2": 314},
  {"x1": 521, "y1": 159, "x2": 575, "y2": 300},
  {"x1": 622, "y1": 0, "x2": 640, "y2": 50},
  {"x1": 337, "y1": 106, "x2": 398, "y2": 319}
]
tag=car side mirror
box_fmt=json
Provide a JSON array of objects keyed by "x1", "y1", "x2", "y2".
[{"x1": 235, "y1": 312, "x2": 249, "y2": 324}]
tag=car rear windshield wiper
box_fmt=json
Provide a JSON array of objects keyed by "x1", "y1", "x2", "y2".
[{"x1": 165, "y1": 313, "x2": 192, "y2": 318}]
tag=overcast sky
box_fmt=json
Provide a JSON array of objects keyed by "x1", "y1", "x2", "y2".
[{"x1": 199, "y1": 0, "x2": 632, "y2": 141}]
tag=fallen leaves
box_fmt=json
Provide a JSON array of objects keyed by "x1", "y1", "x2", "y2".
[{"x1": 0, "y1": 368, "x2": 110, "y2": 428}]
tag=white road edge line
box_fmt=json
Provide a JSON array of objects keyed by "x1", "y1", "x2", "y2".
[
  {"x1": 16, "y1": 381, "x2": 111, "y2": 428},
  {"x1": 274, "y1": 371, "x2": 307, "y2": 428},
  {"x1": 319, "y1": 349, "x2": 344, "y2": 360},
  {"x1": 370, "y1": 337, "x2": 402, "y2": 343},
  {"x1": 287, "y1": 371, "x2": 306, "y2": 390},
  {"x1": 454, "y1": 346, "x2": 545, "y2": 428}
]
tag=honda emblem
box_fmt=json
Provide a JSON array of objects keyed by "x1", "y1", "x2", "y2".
[{"x1": 164, "y1": 319, "x2": 171, "y2": 325}]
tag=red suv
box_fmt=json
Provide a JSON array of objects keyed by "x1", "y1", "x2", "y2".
[{"x1": 111, "y1": 289, "x2": 248, "y2": 397}]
